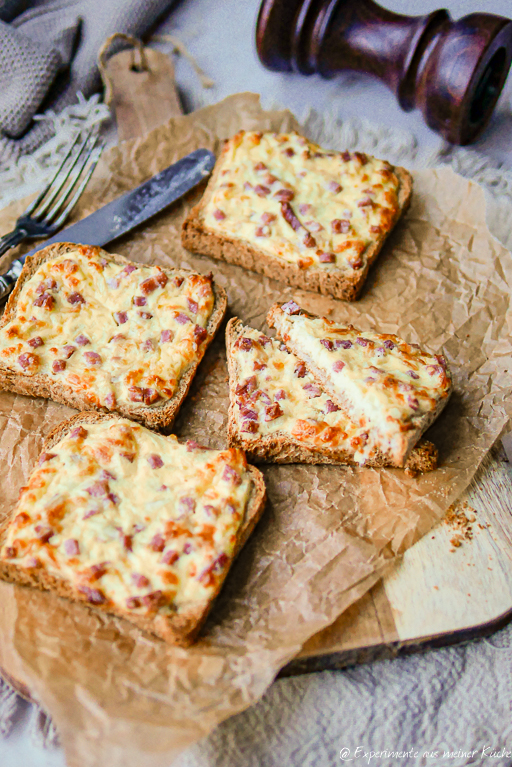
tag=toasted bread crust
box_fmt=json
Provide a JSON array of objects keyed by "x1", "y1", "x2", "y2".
[
  {"x1": 0, "y1": 243, "x2": 228, "y2": 430},
  {"x1": 0, "y1": 411, "x2": 267, "y2": 646},
  {"x1": 226, "y1": 318, "x2": 438, "y2": 473},
  {"x1": 181, "y1": 138, "x2": 413, "y2": 301},
  {"x1": 266, "y1": 305, "x2": 451, "y2": 467}
]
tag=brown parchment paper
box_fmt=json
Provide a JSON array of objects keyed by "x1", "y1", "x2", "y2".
[{"x1": 0, "y1": 93, "x2": 512, "y2": 766}]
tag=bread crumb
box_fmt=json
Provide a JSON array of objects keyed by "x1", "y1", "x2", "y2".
[{"x1": 443, "y1": 501, "x2": 477, "y2": 548}]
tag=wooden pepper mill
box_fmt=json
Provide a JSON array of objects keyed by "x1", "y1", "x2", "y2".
[{"x1": 256, "y1": 0, "x2": 512, "y2": 145}]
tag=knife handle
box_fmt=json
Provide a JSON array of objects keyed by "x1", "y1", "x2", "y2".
[{"x1": 0, "y1": 259, "x2": 23, "y2": 303}]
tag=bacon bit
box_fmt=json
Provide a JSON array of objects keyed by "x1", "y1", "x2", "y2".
[
  {"x1": 408, "y1": 396, "x2": 420, "y2": 411},
  {"x1": 319, "y1": 252, "x2": 336, "y2": 263},
  {"x1": 108, "y1": 493, "x2": 120, "y2": 506},
  {"x1": 150, "y1": 534, "x2": 166, "y2": 552},
  {"x1": 139, "y1": 311, "x2": 153, "y2": 320},
  {"x1": 254, "y1": 185, "x2": 271, "y2": 198},
  {"x1": 306, "y1": 220, "x2": 323, "y2": 232},
  {"x1": 126, "y1": 597, "x2": 142, "y2": 609},
  {"x1": 283, "y1": 147, "x2": 295, "y2": 157},
  {"x1": 121, "y1": 451, "x2": 135, "y2": 462},
  {"x1": 33, "y1": 293, "x2": 55, "y2": 310},
  {"x1": 194, "y1": 325, "x2": 208, "y2": 344},
  {"x1": 253, "y1": 359, "x2": 267, "y2": 372},
  {"x1": 240, "y1": 406, "x2": 258, "y2": 421},
  {"x1": 183, "y1": 542, "x2": 192, "y2": 555},
  {"x1": 427, "y1": 364, "x2": 444, "y2": 375},
  {"x1": 213, "y1": 209, "x2": 226, "y2": 220},
  {"x1": 38, "y1": 452, "x2": 56, "y2": 465},
  {"x1": 28, "y1": 336, "x2": 44, "y2": 348},
  {"x1": 243, "y1": 181, "x2": 252, "y2": 191},
  {"x1": 122, "y1": 264, "x2": 137, "y2": 276},
  {"x1": 407, "y1": 370, "x2": 420, "y2": 379},
  {"x1": 255, "y1": 225, "x2": 270, "y2": 237},
  {"x1": 175, "y1": 312, "x2": 191, "y2": 324},
  {"x1": 89, "y1": 563, "x2": 107, "y2": 581},
  {"x1": 105, "y1": 392, "x2": 116, "y2": 409},
  {"x1": 281, "y1": 300, "x2": 302, "y2": 315},
  {"x1": 64, "y1": 539, "x2": 80, "y2": 556},
  {"x1": 398, "y1": 381, "x2": 414, "y2": 393},
  {"x1": 75, "y1": 334, "x2": 90, "y2": 346},
  {"x1": 333, "y1": 361, "x2": 345, "y2": 373},
  {"x1": 179, "y1": 496, "x2": 196, "y2": 514},
  {"x1": 242, "y1": 421, "x2": 258, "y2": 433},
  {"x1": 67, "y1": 292, "x2": 85, "y2": 305},
  {"x1": 370, "y1": 225, "x2": 381, "y2": 234},
  {"x1": 258, "y1": 335, "x2": 271, "y2": 346},
  {"x1": 236, "y1": 375, "x2": 257, "y2": 395},
  {"x1": 160, "y1": 329, "x2": 174, "y2": 343},
  {"x1": 114, "y1": 311, "x2": 128, "y2": 325},
  {"x1": 174, "y1": 275, "x2": 184, "y2": 288},
  {"x1": 148, "y1": 454, "x2": 164, "y2": 469},
  {"x1": 133, "y1": 296, "x2": 146, "y2": 306},
  {"x1": 254, "y1": 162, "x2": 267, "y2": 171},
  {"x1": 140, "y1": 273, "x2": 168, "y2": 294},
  {"x1": 52, "y1": 359, "x2": 66, "y2": 373},
  {"x1": 320, "y1": 339, "x2": 334, "y2": 351},
  {"x1": 223, "y1": 465, "x2": 241, "y2": 485},
  {"x1": 341, "y1": 151, "x2": 351, "y2": 162},
  {"x1": 143, "y1": 339, "x2": 155, "y2": 353},
  {"x1": 162, "y1": 549, "x2": 179, "y2": 565},
  {"x1": 186, "y1": 440, "x2": 199, "y2": 451},
  {"x1": 198, "y1": 553, "x2": 229, "y2": 583},
  {"x1": 295, "y1": 361, "x2": 307, "y2": 378},
  {"x1": 142, "y1": 591, "x2": 164, "y2": 610},
  {"x1": 303, "y1": 232, "x2": 317, "y2": 248},
  {"x1": 35, "y1": 525, "x2": 54, "y2": 543},
  {"x1": 256, "y1": 390, "x2": 272, "y2": 405},
  {"x1": 36, "y1": 277, "x2": 57, "y2": 293},
  {"x1": 4, "y1": 547, "x2": 16, "y2": 558},
  {"x1": 358, "y1": 197, "x2": 373, "y2": 207},
  {"x1": 132, "y1": 573, "x2": 150, "y2": 590},
  {"x1": 328, "y1": 181, "x2": 342, "y2": 193},
  {"x1": 187, "y1": 298, "x2": 198, "y2": 314},
  {"x1": 325, "y1": 399, "x2": 339, "y2": 413},
  {"x1": 78, "y1": 586, "x2": 106, "y2": 605},
  {"x1": 332, "y1": 219, "x2": 350, "y2": 234},
  {"x1": 355, "y1": 337, "x2": 369, "y2": 347},
  {"x1": 238, "y1": 336, "x2": 254, "y2": 351},
  {"x1": 86, "y1": 480, "x2": 109, "y2": 497},
  {"x1": 84, "y1": 351, "x2": 101, "y2": 366},
  {"x1": 143, "y1": 388, "x2": 160, "y2": 405},
  {"x1": 303, "y1": 383, "x2": 322, "y2": 398},
  {"x1": 265, "y1": 402, "x2": 283, "y2": 420},
  {"x1": 365, "y1": 377, "x2": 376, "y2": 384},
  {"x1": 435, "y1": 354, "x2": 447, "y2": 369},
  {"x1": 274, "y1": 188, "x2": 295, "y2": 202},
  {"x1": 274, "y1": 389, "x2": 286, "y2": 401},
  {"x1": 261, "y1": 212, "x2": 276, "y2": 224},
  {"x1": 354, "y1": 152, "x2": 368, "y2": 165},
  {"x1": 70, "y1": 425, "x2": 88, "y2": 439},
  {"x1": 18, "y1": 352, "x2": 39, "y2": 370},
  {"x1": 62, "y1": 344, "x2": 76, "y2": 359}
]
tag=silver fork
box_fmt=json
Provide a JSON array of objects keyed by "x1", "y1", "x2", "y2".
[{"x1": 0, "y1": 129, "x2": 104, "y2": 296}]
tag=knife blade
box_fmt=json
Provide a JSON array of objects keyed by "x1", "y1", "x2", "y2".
[{"x1": 0, "y1": 148, "x2": 215, "y2": 301}]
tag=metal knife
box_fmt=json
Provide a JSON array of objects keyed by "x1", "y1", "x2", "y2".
[{"x1": 0, "y1": 148, "x2": 215, "y2": 302}]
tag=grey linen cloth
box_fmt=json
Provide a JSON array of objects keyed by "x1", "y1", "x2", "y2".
[{"x1": 0, "y1": 0, "x2": 177, "y2": 164}]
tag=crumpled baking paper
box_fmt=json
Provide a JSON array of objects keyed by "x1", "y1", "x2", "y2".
[{"x1": 0, "y1": 94, "x2": 511, "y2": 767}]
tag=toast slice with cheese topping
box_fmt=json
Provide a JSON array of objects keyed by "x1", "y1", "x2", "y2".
[
  {"x1": 0, "y1": 243, "x2": 227, "y2": 430},
  {"x1": 226, "y1": 318, "x2": 438, "y2": 473},
  {"x1": 182, "y1": 130, "x2": 412, "y2": 301},
  {"x1": 266, "y1": 302, "x2": 452, "y2": 467},
  {"x1": 0, "y1": 412, "x2": 266, "y2": 646}
]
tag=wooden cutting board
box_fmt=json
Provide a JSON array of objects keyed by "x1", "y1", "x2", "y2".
[{"x1": 2, "y1": 45, "x2": 512, "y2": 702}]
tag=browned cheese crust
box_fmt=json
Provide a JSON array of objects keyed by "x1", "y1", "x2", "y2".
[
  {"x1": 181, "y1": 133, "x2": 413, "y2": 301},
  {"x1": 0, "y1": 412, "x2": 266, "y2": 646},
  {"x1": 225, "y1": 318, "x2": 438, "y2": 474},
  {"x1": 0, "y1": 243, "x2": 228, "y2": 430}
]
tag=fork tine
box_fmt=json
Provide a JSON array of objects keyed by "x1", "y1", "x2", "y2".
[
  {"x1": 35, "y1": 129, "x2": 97, "y2": 221},
  {"x1": 50, "y1": 141, "x2": 105, "y2": 231},
  {"x1": 23, "y1": 131, "x2": 84, "y2": 217}
]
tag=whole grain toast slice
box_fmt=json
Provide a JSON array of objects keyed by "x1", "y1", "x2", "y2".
[
  {"x1": 226, "y1": 318, "x2": 438, "y2": 474},
  {"x1": 266, "y1": 302, "x2": 452, "y2": 467},
  {"x1": 0, "y1": 411, "x2": 266, "y2": 647},
  {"x1": 0, "y1": 242, "x2": 228, "y2": 430},
  {"x1": 182, "y1": 130, "x2": 412, "y2": 301}
]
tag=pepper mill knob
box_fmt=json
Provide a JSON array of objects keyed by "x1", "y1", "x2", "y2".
[{"x1": 256, "y1": 0, "x2": 512, "y2": 145}]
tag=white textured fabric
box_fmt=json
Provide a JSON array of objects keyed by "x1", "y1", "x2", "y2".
[{"x1": 0, "y1": 108, "x2": 511, "y2": 764}]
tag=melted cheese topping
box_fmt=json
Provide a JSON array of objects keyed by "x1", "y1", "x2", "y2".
[
  {"x1": 0, "y1": 420, "x2": 252, "y2": 616},
  {"x1": 270, "y1": 304, "x2": 452, "y2": 463},
  {"x1": 203, "y1": 130, "x2": 400, "y2": 273},
  {"x1": 0, "y1": 246, "x2": 215, "y2": 410},
  {"x1": 231, "y1": 326, "x2": 376, "y2": 463}
]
